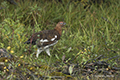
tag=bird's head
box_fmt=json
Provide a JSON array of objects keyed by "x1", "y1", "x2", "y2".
[
  {"x1": 54, "y1": 21, "x2": 66, "y2": 35},
  {"x1": 57, "y1": 21, "x2": 66, "y2": 27}
]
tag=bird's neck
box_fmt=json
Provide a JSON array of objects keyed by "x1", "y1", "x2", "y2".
[{"x1": 54, "y1": 26, "x2": 62, "y2": 35}]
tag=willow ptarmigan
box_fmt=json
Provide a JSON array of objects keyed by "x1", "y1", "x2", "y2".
[{"x1": 24, "y1": 21, "x2": 66, "y2": 57}]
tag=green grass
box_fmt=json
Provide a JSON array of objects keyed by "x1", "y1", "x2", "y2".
[{"x1": 0, "y1": 0, "x2": 120, "y2": 79}]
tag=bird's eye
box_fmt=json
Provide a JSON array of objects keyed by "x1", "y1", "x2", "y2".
[{"x1": 60, "y1": 22, "x2": 63, "y2": 24}]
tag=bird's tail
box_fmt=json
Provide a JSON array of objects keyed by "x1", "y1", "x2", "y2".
[{"x1": 24, "y1": 39, "x2": 36, "y2": 45}]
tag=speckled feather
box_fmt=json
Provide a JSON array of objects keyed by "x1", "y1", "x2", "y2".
[
  {"x1": 24, "y1": 21, "x2": 66, "y2": 57},
  {"x1": 24, "y1": 22, "x2": 65, "y2": 47}
]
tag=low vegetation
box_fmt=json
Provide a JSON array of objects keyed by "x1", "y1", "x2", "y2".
[{"x1": 0, "y1": 0, "x2": 120, "y2": 79}]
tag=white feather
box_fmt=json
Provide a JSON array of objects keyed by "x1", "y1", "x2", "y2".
[
  {"x1": 51, "y1": 35, "x2": 57, "y2": 41},
  {"x1": 36, "y1": 37, "x2": 58, "y2": 57},
  {"x1": 44, "y1": 41, "x2": 58, "y2": 49},
  {"x1": 55, "y1": 35, "x2": 57, "y2": 38},
  {"x1": 36, "y1": 48, "x2": 43, "y2": 58},
  {"x1": 40, "y1": 39, "x2": 49, "y2": 42},
  {"x1": 45, "y1": 48, "x2": 50, "y2": 56}
]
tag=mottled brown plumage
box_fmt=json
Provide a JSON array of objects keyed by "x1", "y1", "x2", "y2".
[{"x1": 24, "y1": 21, "x2": 66, "y2": 57}]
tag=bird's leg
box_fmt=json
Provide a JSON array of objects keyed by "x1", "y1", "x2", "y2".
[
  {"x1": 45, "y1": 48, "x2": 51, "y2": 56},
  {"x1": 36, "y1": 48, "x2": 43, "y2": 58}
]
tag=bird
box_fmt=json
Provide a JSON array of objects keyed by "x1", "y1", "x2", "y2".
[{"x1": 24, "y1": 21, "x2": 66, "y2": 57}]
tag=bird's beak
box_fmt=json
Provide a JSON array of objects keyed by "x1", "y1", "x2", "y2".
[{"x1": 63, "y1": 22, "x2": 66, "y2": 25}]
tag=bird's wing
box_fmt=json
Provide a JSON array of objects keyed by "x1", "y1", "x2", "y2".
[
  {"x1": 25, "y1": 29, "x2": 60, "y2": 47},
  {"x1": 36, "y1": 30, "x2": 60, "y2": 47}
]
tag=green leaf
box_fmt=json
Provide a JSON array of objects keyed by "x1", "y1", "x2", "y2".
[
  {"x1": 69, "y1": 65, "x2": 74, "y2": 75},
  {"x1": 55, "y1": 54, "x2": 60, "y2": 60}
]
